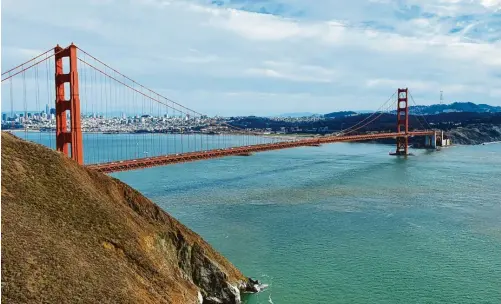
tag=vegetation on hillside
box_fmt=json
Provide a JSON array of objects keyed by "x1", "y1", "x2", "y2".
[{"x1": 1, "y1": 132, "x2": 253, "y2": 304}]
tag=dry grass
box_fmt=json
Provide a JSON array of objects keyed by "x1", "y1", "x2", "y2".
[{"x1": 1, "y1": 132, "x2": 245, "y2": 303}]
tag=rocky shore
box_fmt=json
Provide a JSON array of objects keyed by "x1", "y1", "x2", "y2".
[{"x1": 446, "y1": 124, "x2": 501, "y2": 145}]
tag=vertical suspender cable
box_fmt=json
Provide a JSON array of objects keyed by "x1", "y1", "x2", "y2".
[
  {"x1": 106, "y1": 66, "x2": 111, "y2": 163},
  {"x1": 174, "y1": 106, "x2": 177, "y2": 154},
  {"x1": 82, "y1": 53, "x2": 87, "y2": 163},
  {"x1": 35, "y1": 65, "x2": 41, "y2": 144},
  {"x1": 158, "y1": 96, "x2": 161, "y2": 156},
  {"x1": 10, "y1": 73, "x2": 14, "y2": 126},
  {"x1": 149, "y1": 92, "x2": 152, "y2": 157},
  {"x1": 23, "y1": 67, "x2": 27, "y2": 140},
  {"x1": 99, "y1": 67, "x2": 104, "y2": 163},
  {"x1": 142, "y1": 87, "x2": 145, "y2": 160}
]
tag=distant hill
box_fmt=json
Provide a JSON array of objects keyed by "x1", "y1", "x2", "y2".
[
  {"x1": 277, "y1": 112, "x2": 319, "y2": 118},
  {"x1": 319, "y1": 102, "x2": 501, "y2": 118},
  {"x1": 1, "y1": 132, "x2": 255, "y2": 304},
  {"x1": 408, "y1": 102, "x2": 501, "y2": 115},
  {"x1": 324, "y1": 111, "x2": 358, "y2": 118}
]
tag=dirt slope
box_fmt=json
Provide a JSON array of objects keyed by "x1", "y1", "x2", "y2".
[{"x1": 1, "y1": 132, "x2": 251, "y2": 304}]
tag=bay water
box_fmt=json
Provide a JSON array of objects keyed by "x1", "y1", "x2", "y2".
[{"x1": 17, "y1": 131, "x2": 501, "y2": 303}]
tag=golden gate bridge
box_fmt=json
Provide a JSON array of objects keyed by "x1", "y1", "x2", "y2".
[{"x1": 1, "y1": 43, "x2": 440, "y2": 173}]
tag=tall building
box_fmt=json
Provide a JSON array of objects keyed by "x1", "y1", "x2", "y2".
[
  {"x1": 45, "y1": 104, "x2": 50, "y2": 115},
  {"x1": 2, "y1": 113, "x2": 7, "y2": 122}
]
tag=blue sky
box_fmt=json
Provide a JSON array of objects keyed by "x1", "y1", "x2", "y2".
[{"x1": 1, "y1": 0, "x2": 500, "y2": 116}]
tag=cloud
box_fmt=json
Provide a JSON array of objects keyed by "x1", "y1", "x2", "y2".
[
  {"x1": 1, "y1": 47, "x2": 47, "y2": 63},
  {"x1": 366, "y1": 78, "x2": 436, "y2": 91},
  {"x1": 244, "y1": 61, "x2": 337, "y2": 83},
  {"x1": 481, "y1": 0, "x2": 501, "y2": 8},
  {"x1": 1, "y1": 0, "x2": 500, "y2": 116}
]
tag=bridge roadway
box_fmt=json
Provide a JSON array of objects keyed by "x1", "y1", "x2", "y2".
[{"x1": 87, "y1": 130, "x2": 435, "y2": 173}]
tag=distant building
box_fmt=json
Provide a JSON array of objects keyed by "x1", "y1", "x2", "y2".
[
  {"x1": 2, "y1": 113, "x2": 7, "y2": 122},
  {"x1": 45, "y1": 104, "x2": 50, "y2": 115},
  {"x1": 50, "y1": 108, "x2": 56, "y2": 115}
]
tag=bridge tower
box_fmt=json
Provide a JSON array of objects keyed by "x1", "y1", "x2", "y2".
[
  {"x1": 394, "y1": 88, "x2": 409, "y2": 155},
  {"x1": 54, "y1": 44, "x2": 83, "y2": 165}
]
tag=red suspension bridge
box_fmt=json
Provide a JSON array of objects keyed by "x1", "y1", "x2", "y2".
[{"x1": 2, "y1": 44, "x2": 440, "y2": 173}]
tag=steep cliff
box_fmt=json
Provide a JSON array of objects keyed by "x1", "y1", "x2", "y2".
[
  {"x1": 447, "y1": 124, "x2": 501, "y2": 145},
  {"x1": 1, "y1": 132, "x2": 255, "y2": 304}
]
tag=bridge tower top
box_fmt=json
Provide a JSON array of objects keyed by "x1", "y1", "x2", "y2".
[{"x1": 397, "y1": 88, "x2": 409, "y2": 133}]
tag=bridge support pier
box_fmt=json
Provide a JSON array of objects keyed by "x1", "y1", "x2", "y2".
[
  {"x1": 392, "y1": 88, "x2": 409, "y2": 156},
  {"x1": 424, "y1": 135, "x2": 436, "y2": 149},
  {"x1": 55, "y1": 44, "x2": 83, "y2": 165}
]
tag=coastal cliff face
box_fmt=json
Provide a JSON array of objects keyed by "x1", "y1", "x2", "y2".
[
  {"x1": 447, "y1": 124, "x2": 501, "y2": 145},
  {"x1": 1, "y1": 132, "x2": 253, "y2": 304}
]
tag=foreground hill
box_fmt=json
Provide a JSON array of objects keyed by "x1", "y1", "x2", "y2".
[{"x1": 1, "y1": 132, "x2": 255, "y2": 304}]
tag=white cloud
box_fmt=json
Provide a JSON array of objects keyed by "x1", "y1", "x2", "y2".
[
  {"x1": 490, "y1": 88, "x2": 501, "y2": 97},
  {"x1": 366, "y1": 78, "x2": 436, "y2": 91},
  {"x1": 166, "y1": 54, "x2": 220, "y2": 64},
  {"x1": 2, "y1": 47, "x2": 47, "y2": 62},
  {"x1": 245, "y1": 61, "x2": 337, "y2": 83},
  {"x1": 480, "y1": 0, "x2": 501, "y2": 9},
  {"x1": 209, "y1": 9, "x2": 311, "y2": 40},
  {"x1": 1, "y1": 0, "x2": 500, "y2": 116}
]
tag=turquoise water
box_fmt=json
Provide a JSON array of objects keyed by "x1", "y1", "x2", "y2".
[
  {"x1": 10, "y1": 131, "x2": 275, "y2": 164},
  {"x1": 18, "y1": 132, "x2": 501, "y2": 303}
]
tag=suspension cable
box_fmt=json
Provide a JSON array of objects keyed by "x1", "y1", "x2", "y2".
[
  {"x1": 339, "y1": 98, "x2": 397, "y2": 135},
  {"x1": 1, "y1": 47, "x2": 54, "y2": 76},
  {"x1": 76, "y1": 47, "x2": 203, "y2": 117},
  {"x1": 77, "y1": 57, "x2": 198, "y2": 118},
  {"x1": 1, "y1": 47, "x2": 67, "y2": 82},
  {"x1": 409, "y1": 91, "x2": 432, "y2": 130},
  {"x1": 336, "y1": 91, "x2": 397, "y2": 135}
]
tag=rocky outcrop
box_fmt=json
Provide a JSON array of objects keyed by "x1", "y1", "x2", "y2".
[
  {"x1": 1, "y1": 132, "x2": 258, "y2": 304},
  {"x1": 170, "y1": 231, "x2": 253, "y2": 303},
  {"x1": 447, "y1": 124, "x2": 501, "y2": 145}
]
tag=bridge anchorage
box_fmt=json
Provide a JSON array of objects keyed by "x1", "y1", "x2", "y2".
[{"x1": 1, "y1": 43, "x2": 446, "y2": 173}]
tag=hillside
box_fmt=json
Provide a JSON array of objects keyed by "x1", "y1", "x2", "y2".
[
  {"x1": 446, "y1": 124, "x2": 501, "y2": 145},
  {"x1": 323, "y1": 111, "x2": 358, "y2": 119},
  {"x1": 406, "y1": 102, "x2": 501, "y2": 115},
  {"x1": 1, "y1": 132, "x2": 256, "y2": 304}
]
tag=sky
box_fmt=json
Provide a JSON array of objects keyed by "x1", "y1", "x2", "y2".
[{"x1": 1, "y1": 0, "x2": 500, "y2": 116}]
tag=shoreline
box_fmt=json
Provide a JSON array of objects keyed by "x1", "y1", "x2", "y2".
[
  {"x1": 481, "y1": 141, "x2": 501, "y2": 145},
  {"x1": 7, "y1": 129, "x2": 501, "y2": 146}
]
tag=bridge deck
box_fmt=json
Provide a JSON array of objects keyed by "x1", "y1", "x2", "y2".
[{"x1": 87, "y1": 131, "x2": 435, "y2": 173}]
